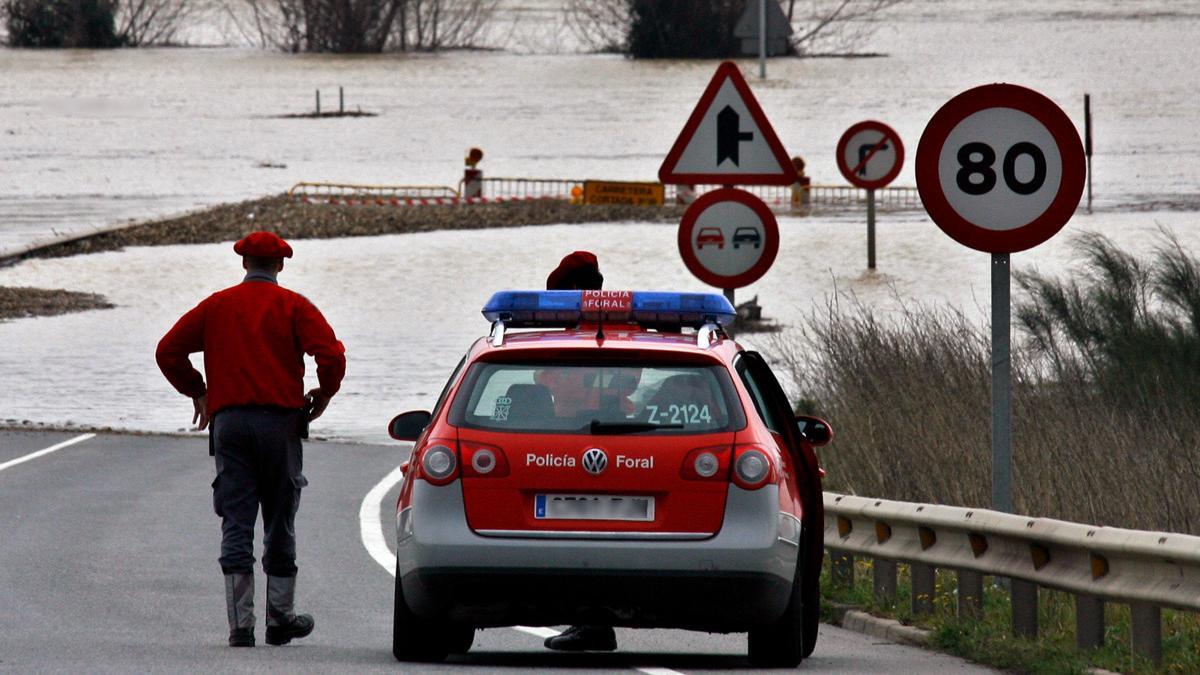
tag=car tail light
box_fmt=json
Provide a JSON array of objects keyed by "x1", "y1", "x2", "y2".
[
  {"x1": 418, "y1": 443, "x2": 458, "y2": 485},
  {"x1": 462, "y1": 442, "x2": 510, "y2": 478},
  {"x1": 681, "y1": 446, "x2": 730, "y2": 481},
  {"x1": 732, "y1": 446, "x2": 775, "y2": 490}
]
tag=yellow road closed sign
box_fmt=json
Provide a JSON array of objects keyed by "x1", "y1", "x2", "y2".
[{"x1": 583, "y1": 181, "x2": 665, "y2": 206}]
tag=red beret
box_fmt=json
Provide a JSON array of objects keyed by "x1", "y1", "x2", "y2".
[
  {"x1": 234, "y1": 231, "x2": 293, "y2": 259},
  {"x1": 546, "y1": 251, "x2": 600, "y2": 290}
]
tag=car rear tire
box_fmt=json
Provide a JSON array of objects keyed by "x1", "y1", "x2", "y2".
[
  {"x1": 801, "y1": 532, "x2": 821, "y2": 658},
  {"x1": 747, "y1": 555, "x2": 805, "y2": 668},
  {"x1": 393, "y1": 563, "x2": 450, "y2": 662}
]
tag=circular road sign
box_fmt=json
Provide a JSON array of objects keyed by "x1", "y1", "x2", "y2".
[
  {"x1": 677, "y1": 188, "x2": 779, "y2": 289},
  {"x1": 836, "y1": 120, "x2": 905, "y2": 189},
  {"x1": 916, "y1": 83, "x2": 1086, "y2": 253}
]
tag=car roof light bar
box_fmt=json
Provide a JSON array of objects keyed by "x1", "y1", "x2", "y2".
[{"x1": 481, "y1": 290, "x2": 736, "y2": 330}]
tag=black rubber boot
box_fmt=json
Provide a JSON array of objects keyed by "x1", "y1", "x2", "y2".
[
  {"x1": 224, "y1": 573, "x2": 255, "y2": 647},
  {"x1": 265, "y1": 574, "x2": 315, "y2": 646},
  {"x1": 228, "y1": 628, "x2": 255, "y2": 647},
  {"x1": 544, "y1": 625, "x2": 617, "y2": 652}
]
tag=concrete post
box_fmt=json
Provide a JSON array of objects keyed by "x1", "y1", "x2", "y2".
[
  {"x1": 957, "y1": 570, "x2": 984, "y2": 619},
  {"x1": 1075, "y1": 594, "x2": 1105, "y2": 650},
  {"x1": 911, "y1": 564, "x2": 935, "y2": 616}
]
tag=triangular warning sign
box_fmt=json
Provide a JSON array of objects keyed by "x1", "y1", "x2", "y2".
[{"x1": 659, "y1": 61, "x2": 798, "y2": 186}]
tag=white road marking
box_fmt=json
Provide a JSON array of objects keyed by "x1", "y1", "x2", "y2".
[
  {"x1": 359, "y1": 466, "x2": 404, "y2": 574},
  {"x1": 357, "y1": 467, "x2": 687, "y2": 675},
  {"x1": 0, "y1": 433, "x2": 95, "y2": 474}
]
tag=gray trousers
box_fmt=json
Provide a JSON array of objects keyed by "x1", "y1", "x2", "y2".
[{"x1": 211, "y1": 407, "x2": 308, "y2": 577}]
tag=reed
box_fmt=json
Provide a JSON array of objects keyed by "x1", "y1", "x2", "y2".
[{"x1": 771, "y1": 230, "x2": 1200, "y2": 535}]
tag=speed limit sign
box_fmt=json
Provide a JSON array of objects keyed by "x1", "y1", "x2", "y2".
[{"x1": 916, "y1": 84, "x2": 1085, "y2": 253}]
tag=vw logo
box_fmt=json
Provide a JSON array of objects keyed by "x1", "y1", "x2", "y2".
[{"x1": 582, "y1": 448, "x2": 608, "y2": 475}]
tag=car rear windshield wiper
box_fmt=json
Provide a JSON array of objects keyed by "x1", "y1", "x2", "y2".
[{"x1": 587, "y1": 420, "x2": 684, "y2": 434}]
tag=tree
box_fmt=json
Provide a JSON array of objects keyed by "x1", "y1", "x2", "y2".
[
  {"x1": 565, "y1": 0, "x2": 905, "y2": 58},
  {"x1": 114, "y1": 0, "x2": 199, "y2": 46},
  {"x1": 223, "y1": 0, "x2": 496, "y2": 53},
  {"x1": 3, "y1": 0, "x2": 122, "y2": 47}
]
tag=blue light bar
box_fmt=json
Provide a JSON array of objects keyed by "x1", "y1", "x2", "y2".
[{"x1": 481, "y1": 290, "x2": 736, "y2": 329}]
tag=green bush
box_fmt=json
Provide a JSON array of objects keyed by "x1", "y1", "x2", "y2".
[{"x1": 4, "y1": 0, "x2": 122, "y2": 48}]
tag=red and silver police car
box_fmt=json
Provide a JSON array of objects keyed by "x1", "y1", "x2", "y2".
[{"x1": 387, "y1": 290, "x2": 831, "y2": 666}]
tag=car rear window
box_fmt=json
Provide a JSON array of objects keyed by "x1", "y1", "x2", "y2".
[{"x1": 449, "y1": 361, "x2": 745, "y2": 434}]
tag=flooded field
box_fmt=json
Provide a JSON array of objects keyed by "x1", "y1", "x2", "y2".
[
  {"x1": 1, "y1": 208, "x2": 1195, "y2": 443},
  {"x1": 1, "y1": 0, "x2": 1198, "y2": 440},
  {"x1": 2, "y1": 0, "x2": 1198, "y2": 253}
]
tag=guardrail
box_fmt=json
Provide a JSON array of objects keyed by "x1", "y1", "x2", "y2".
[{"x1": 824, "y1": 493, "x2": 1200, "y2": 664}]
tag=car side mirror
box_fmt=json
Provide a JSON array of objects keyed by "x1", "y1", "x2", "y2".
[
  {"x1": 796, "y1": 415, "x2": 833, "y2": 447},
  {"x1": 389, "y1": 410, "x2": 432, "y2": 441}
]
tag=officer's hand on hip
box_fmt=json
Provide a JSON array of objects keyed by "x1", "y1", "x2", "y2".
[
  {"x1": 192, "y1": 395, "x2": 210, "y2": 431},
  {"x1": 306, "y1": 388, "x2": 331, "y2": 422}
]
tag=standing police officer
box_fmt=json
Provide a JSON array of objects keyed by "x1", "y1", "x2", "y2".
[
  {"x1": 540, "y1": 251, "x2": 618, "y2": 653},
  {"x1": 156, "y1": 231, "x2": 346, "y2": 648}
]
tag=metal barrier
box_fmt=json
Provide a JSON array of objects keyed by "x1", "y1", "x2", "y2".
[
  {"x1": 289, "y1": 182, "x2": 460, "y2": 205},
  {"x1": 290, "y1": 178, "x2": 922, "y2": 211},
  {"x1": 824, "y1": 492, "x2": 1200, "y2": 663}
]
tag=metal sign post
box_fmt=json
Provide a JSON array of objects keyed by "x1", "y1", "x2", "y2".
[
  {"x1": 1085, "y1": 94, "x2": 1093, "y2": 213},
  {"x1": 916, "y1": 83, "x2": 1086, "y2": 515},
  {"x1": 991, "y1": 253, "x2": 1012, "y2": 513},
  {"x1": 758, "y1": 0, "x2": 767, "y2": 80},
  {"x1": 836, "y1": 120, "x2": 904, "y2": 270},
  {"x1": 867, "y1": 189, "x2": 877, "y2": 269}
]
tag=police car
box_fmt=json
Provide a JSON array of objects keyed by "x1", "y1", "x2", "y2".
[{"x1": 387, "y1": 290, "x2": 831, "y2": 666}]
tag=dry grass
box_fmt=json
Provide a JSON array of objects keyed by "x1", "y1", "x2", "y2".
[{"x1": 771, "y1": 231, "x2": 1200, "y2": 535}]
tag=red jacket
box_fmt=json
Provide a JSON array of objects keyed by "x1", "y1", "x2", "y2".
[{"x1": 156, "y1": 278, "x2": 346, "y2": 416}]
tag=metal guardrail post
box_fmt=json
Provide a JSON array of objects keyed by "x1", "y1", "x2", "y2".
[
  {"x1": 957, "y1": 570, "x2": 983, "y2": 619},
  {"x1": 831, "y1": 550, "x2": 854, "y2": 588},
  {"x1": 1075, "y1": 594, "x2": 1105, "y2": 650},
  {"x1": 873, "y1": 559, "x2": 897, "y2": 604},
  {"x1": 1012, "y1": 580, "x2": 1039, "y2": 637},
  {"x1": 911, "y1": 564, "x2": 935, "y2": 616},
  {"x1": 1130, "y1": 602, "x2": 1162, "y2": 664}
]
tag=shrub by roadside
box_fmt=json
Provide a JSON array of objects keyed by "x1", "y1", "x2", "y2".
[{"x1": 770, "y1": 230, "x2": 1200, "y2": 535}]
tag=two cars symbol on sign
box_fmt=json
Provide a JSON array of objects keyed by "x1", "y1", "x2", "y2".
[{"x1": 677, "y1": 188, "x2": 780, "y2": 290}]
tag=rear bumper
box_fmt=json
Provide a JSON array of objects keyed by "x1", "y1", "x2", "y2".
[{"x1": 396, "y1": 481, "x2": 800, "y2": 629}]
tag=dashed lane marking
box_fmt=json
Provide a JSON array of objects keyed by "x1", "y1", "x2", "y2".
[
  {"x1": 357, "y1": 467, "x2": 686, "y2": 675},
  {"x1": 0, "y1": 433, "x2": 95, "y2": 474}
]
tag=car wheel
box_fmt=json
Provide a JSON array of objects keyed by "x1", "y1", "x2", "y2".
[
  {"x1": 801, "y1": 532, "x2": 821, "y2": 658},
  {"x1": 447, "y1": 626, "x2": 475, "y2": 654},
  {"x1": 393, "y1": 562, "x2": 450, "y2": 662},
  {"x1": 747, "y1": 553, "x2": 805, "y2": 667}
]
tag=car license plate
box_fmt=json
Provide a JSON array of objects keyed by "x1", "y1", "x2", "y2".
[{"x1": 534, "y1": 494, "x2": 654, "y2": 521}]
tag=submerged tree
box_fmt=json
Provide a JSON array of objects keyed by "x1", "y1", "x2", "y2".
[
  {"x1": 224, "y1": 0, "x2": 496, "y2": 53},
  {"x1": 3, "y1": 0, "x2": 122, "y2": 47},
  {"x1": 565, "y1": 0, "x2": 904, "y2": 57}
]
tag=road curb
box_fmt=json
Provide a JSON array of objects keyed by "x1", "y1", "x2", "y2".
[
  {"x1": 827, "y1": 602, "x2": 932, "y2": 647},
  {"x1": 826, "y1": 601, "x2": 1123, "y2": 675}
]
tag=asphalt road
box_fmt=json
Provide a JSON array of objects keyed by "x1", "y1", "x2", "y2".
[{"x1": 0, "y1": 430, "x2": 995, "y2": 673}]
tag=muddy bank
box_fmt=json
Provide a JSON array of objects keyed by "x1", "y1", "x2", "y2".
[
  {"x1": 0, "y1": 286, "x2": 114, "y2": 321},
  {"x1": 15, "y1": 195, "x2": 684, "y2": 262}
]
